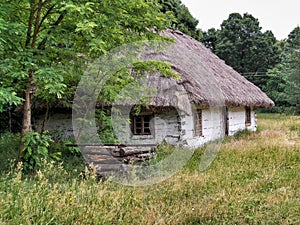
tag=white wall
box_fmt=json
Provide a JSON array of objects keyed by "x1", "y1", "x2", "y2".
[
  {"x1": 228, "y1": 107, "x2": 246, "y2": 136},
  {"x1": 227, "y1": 107, "x2": 256, "y2": 135},
  {"x1": 154, "y1": 110, "x2": 181, "y2": 144},
  {"x1": 116, "y1": 109, "x2": 181, "y2": 145},
  {"x1": 179, "y1": 106, "x2": 257, "y2": 148},
  {"x1": 180, "y1": 107, "x2": 224, "y2": 148},
  {"x1": 34, "y1": 106, "x2": 257, "y2": 147}
]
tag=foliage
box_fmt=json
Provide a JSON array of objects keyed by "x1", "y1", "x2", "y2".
[
  {"x1": 0, "y1": 114, "x2": 299, "y2": 224},
  {"x1": 158, "y1": 0, "x2": 202, "y2": 41},
  {"x1": 0, "y1": 0, "x2": 172, "y2": 159},
  {"x1": 0, "y1": 88, "x2": 23, "y2": 112},
  {"x1": 147, "y1": 141, "x2": 175, "y2": 165},
  {"x1": 21, "y1": 131, "x2": 54, "y2": 172},
  {"x1": 95, "y1": 109, "x2": 118, "y2": 143},
  {"x1": 263, "y1": 64, "x2": 290, "y2": 113},
  {"x1": 284, "y1": 26, "x2": 300, "y2": 113},
  {"x1": 0, "y1": 131, "x2": 83, "y2": 175},
  {"x1": 202, "y1": 13, "x2": 280, "y2": 89},
  {"x1": 264, "y1": 26, "x2": 300, "y2": 114},
  {"x1": 201, "y1": 28, "x2": 218, "y2": 52}
]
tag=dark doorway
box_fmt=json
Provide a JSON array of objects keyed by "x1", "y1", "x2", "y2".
[{"x1": 223, "y1": 107, "x2": 229, "y2": 136}]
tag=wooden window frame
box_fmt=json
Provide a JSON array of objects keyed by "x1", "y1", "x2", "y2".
[
  {"x1": 245, "y1": 106, "x2": 251, "y2": 127},
  {"x1": 194, "y1": 108, "x2": 203, "y2": 136},
  {"x1": 131, "y1": 114, "x2": 153, "y2": 135}
]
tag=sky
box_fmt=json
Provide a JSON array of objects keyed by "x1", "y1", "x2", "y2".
[{"x1": 180, "y1": 0, "x2": 300, "y2": 40}]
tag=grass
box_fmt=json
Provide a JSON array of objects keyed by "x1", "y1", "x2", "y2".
[{"x1": 0, "y1": 113, "x2": 299, "y2": 224}]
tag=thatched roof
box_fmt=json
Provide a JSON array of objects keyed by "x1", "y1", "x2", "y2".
[{"x1": 130, "y1": 29, "x2": 274, "y2": 109}]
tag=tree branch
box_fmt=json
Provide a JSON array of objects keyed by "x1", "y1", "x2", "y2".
[
  {"x1": 37, "y1": 11, "x2": 67, "y2": 50},
  {"x1": 31, "y1": 0, "x2": 43, "y2": 47},
  {"x1": 25, "y1": 0, "x2": 36, "y2": 47},
  {"x1": 38, "y1": 3, "x2": 56, "y2": 31}
]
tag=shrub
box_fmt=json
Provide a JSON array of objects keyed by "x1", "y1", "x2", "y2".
[{"x1": 21, "y1": 131, "x2": 53, "y2": 172}]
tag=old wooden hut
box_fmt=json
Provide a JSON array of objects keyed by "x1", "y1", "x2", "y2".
[
  {"x1": 36, "y1": 29, "x2": 274, "y2": 150},
  {"x1": 109, "y1": 29, "x2": 274, "y2": 149}
]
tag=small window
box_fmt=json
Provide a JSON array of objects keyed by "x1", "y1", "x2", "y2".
[
  {"x1": 131, "y1": 114, "x2": 152, "y2": 135},
  {"x1": 194, "y1": 108, "x2": 202, "y2": 136},
  {"x1": 245, "y1": 107, "x2": 251, "y2": 126}
]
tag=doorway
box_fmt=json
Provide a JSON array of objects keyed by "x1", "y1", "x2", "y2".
[{"x1": 223, "y1": 107, "x2": 229, "y2": 136}]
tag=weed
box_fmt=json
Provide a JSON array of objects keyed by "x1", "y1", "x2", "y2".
[{"x1": 0, "y1": 114, "x2": 299, "y2": 224}]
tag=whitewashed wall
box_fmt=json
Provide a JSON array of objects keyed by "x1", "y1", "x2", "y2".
[
  {"x1": 227, "y1": 107, "x2": 246, "y2": 136},
  {"x1": 35, "y1": 106, "x2": 257, "y2": 147},
  {"x1": 180, "y1": 108, "x2": 224, "y2": 148},
  {"x1": 227, "y1": 107, "x2": 256, "y2": 135},
  {"x1": 116, "y1": 109, "x2": 180, "y2": 145},
  {"x1": 174, "y1": 106, "x2": 257, "y2": 148}
]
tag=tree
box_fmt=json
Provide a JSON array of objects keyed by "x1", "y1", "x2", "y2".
[
  {"x1": 264, "y1": 64, "x2": 290, "y2": 113},
  {"x1": 0, "y1": 0, "x2": 170, "y2": 159},
  {"x1": 158, "y1": 0, "x2": 202, "y2": 41},
  {"x1": 212, "y1": 13, "x2": 280, "y2": 89},
  {"x1": 284, "y1": 26, "x2": 300, "y2": 113},
  {"x1": 264, "y1": 26, "x2": 300, "y2": 114},
  {"x1": 201, "y1": 28, "x2": 218, "y2": 52}
]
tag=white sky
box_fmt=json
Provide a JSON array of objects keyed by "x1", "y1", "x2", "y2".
[{"x1": 180, "y1": 0, "x2": 300, "y2": 40}]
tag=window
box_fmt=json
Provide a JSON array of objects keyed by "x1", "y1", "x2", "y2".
[
  {"x1": 194, "y1": 108, "x2": 202, "y2": 136},
  {"x1": 131, "y1": 114, "x2": 152, "y2": 135},
  {"x1": 245, "y1": 106, "x2": 251, "y2": 126}
]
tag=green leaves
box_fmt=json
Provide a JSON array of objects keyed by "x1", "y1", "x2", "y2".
[
  {"x1": 0, "y1": 0, "x2": 173, "y2": 153},
  {"x1": 35, "y1": 67, "x2": 67, "y2": 100},
  {"x1": 265, "y1": 26, "x2": 300, "y2": 114},
  {"x1": 158, "y1": 0, "x2": 201, "y2": 40},
  {"x1": 21, "y1": 131, "x2": 54, "y2": 172},
  {"x1": 284, "y1": 27, "x2": 300, "y2": 113},
  {"x1": 0, "y1": 88, "x2": 23, "y2": 112},
  {"x1": 205, "y1": 13, "x2": 280, "y2": 89}
]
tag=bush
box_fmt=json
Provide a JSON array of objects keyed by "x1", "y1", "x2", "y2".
[{"x1": 21, "y1": 131, "x2": 54, "y2": 172}]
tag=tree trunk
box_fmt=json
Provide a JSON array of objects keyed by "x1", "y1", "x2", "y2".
[
  {"x1": 19, "y1": 0, "x2": 35, "y2": 162},
  {"x1": 18, "y1": 88, "x2": 32, "y2": 161}
]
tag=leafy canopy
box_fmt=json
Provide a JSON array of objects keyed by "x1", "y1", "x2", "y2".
[
  {"x1": 158, "y1": 0, "x2": 202, "y2": 41},
  {"x1": 264, "y1": 26, "x2": 300, "y2": 114},
  {"x1": 0, "y1": 0, "x2": 171, "y2": 114},
  {"x1": 202, "y1": 13, "x2": 280, "y2": 89}
]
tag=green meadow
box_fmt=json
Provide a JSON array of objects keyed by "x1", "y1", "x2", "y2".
[{"x1": 0, "y1": 114, "x2": 299, "y2": 224}]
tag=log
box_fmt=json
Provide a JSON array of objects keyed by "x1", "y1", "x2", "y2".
[
  {"x1": 83, "y1": 146, "x2": 115, "y2": 156},
  {"x1": 119, "y1": 146, "x2": 155, "y2": 157}
]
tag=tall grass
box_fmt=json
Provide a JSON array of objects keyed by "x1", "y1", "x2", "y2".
[{"x1": 0, "y1": 114, "x2": 299, "y2": 224}]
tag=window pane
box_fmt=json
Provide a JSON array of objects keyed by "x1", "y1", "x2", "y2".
[
  {"x1": 144, "y1": 128, "x2": 151, "y2": 134},
  {"x1": 131, "y1": 114, "x2": 153, "y2": 135}
]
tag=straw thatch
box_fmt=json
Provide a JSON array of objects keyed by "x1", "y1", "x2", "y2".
[{"x1": 132, "y1": 29, "x2": 274, "y2": 109}]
